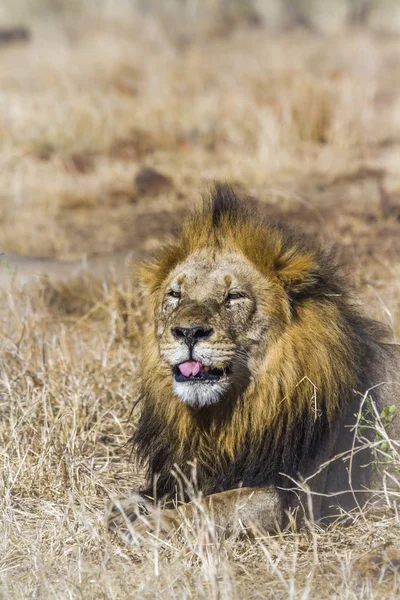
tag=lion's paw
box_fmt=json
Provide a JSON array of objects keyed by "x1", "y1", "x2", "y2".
[
  {"x1": 106, "y1": 492, "x2": 180, "y2": 544},
  {"x1": 106, "y1": 492, "x2": 153, "y2": 539}
]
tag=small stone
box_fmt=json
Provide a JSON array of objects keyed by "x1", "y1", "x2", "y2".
[
  {"x1": 135, "y1": 167, "x2": 173, "y2": 197},
  {"x1": 67, "y1": 153, "x2": 95, "y2": 175}
]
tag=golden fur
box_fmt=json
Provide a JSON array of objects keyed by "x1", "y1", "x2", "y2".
[
  {"x1": 107, "y1": 184, "x2": 399, "y2": 538},
  {"x1": 135, "y1": 185, "x2": 369, "y2": 478}
]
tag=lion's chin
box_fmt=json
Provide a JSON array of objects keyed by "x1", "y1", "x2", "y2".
[{"x1": 173, "y1": 380, "x2": 229, "y2": 408}]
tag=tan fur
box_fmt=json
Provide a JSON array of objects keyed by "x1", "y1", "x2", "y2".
[
  {"x1": 138, "y1": 216, "x2": 355, "y2": 460},
  {"x1": 107, "y1": 487, "x2": 281, "y2": 541},
  {"x1": 107, "y1": 186, "x2": 400, "y2": 542}
]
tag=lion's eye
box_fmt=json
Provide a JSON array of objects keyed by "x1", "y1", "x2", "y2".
[
  {"x1": 226, "y1": 290, "x2": 246, "y2": 301},
  {"x1": 168, "y1": 290, "x2": 181, "y2": 299}
]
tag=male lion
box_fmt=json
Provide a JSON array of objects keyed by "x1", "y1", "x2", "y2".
[{"x1": 107, "y1": 184, "x2": 400, "y2": 540}]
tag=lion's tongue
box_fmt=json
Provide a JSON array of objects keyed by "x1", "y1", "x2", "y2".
[{"x1": 178, "y1": 360, "x2": 203, "y2": 377}]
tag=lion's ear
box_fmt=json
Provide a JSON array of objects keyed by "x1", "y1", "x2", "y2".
[
  {"x1": 275, "y1": 250, "x2": 320, "y2": 296},
  {"x1": 137, "y1": 241, "x2": 188, "y2": 297},
  {"x1": 137, "y1": 261, "x2": 160, "y2": 295}
]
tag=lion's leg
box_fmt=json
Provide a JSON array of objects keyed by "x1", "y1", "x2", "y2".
[
  {"x1": 190, "y1": 486, "x2": 283, "y2": 536},
  {"x1": 106, "y1": 486, "x2": 282, "y2": 541}
]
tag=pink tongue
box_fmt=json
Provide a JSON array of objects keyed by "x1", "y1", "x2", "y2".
[{"x1": 179, "y1": 360, "x2": 203, "y2": 377}]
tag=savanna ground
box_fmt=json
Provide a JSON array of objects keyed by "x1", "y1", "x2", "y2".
[{"x1": 1, "y1": 1, "x2": 400, "y2": 598}]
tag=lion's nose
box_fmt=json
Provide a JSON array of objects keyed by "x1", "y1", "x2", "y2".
[{"x1": 171, "y1": 325, "x2": 214, "y2": 345}]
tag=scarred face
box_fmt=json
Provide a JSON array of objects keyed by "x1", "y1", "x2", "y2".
[{"x1": 154, "y1": 250, "x2": 288, "y2": 408}]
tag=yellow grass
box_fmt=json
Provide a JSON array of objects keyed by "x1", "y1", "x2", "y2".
[{"x1": 1, "y1": 1, "x2": 400, "y2": 597}]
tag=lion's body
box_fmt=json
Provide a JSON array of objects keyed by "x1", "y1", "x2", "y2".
[{"x1": 108, "y1": 185, "x2": 400, "y2": 538}]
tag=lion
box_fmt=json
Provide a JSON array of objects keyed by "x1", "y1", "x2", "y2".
[{"x1": 107, "y1": 184, "x2": 400, "y2": 541}]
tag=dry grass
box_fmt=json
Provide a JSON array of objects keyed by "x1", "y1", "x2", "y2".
[{"x1": 1, "y1": 1, "x2": 400, "y2": 597}]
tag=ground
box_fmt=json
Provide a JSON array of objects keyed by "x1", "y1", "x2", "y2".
[{"x1": 1, "y1": 1, "x2": 400, "y2": 598}]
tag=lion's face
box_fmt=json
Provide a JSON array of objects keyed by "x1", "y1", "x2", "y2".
[{"x1": 153, "y1": 249, "x2": 289, "y2": 408}]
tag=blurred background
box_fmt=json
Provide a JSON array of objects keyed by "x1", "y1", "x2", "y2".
[
  {"x1": 0, "y1": 0, "x2": 399, "y2": 329},
  {"x1": 1, "y1": 5, "x2": 400, "y2": 597}
]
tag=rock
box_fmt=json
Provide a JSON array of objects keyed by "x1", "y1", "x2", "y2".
[
  {"x1": 66, "y1": 152, "x2": 95, "y2": 175},
  {"x1": 134, "y1": 167, "x2": 173, "y2": 197},
  {"x1": 0, "y1": 27, "x2": 30, "y2": 44}
]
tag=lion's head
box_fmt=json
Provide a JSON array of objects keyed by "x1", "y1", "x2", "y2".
[
  {"x1": 152, "y1": 247, "x2": 285, "y2": 408},
  {"x1": 139, "y1": 184, "x2": 353, "y2": 413},
  {"x1": 133, "y1": 185, "x2": 384, "y2": 498}
]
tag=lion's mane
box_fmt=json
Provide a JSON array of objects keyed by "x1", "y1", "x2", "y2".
[{"x1": 132, "y1": 185, "x2": 387, "y2": 505}]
